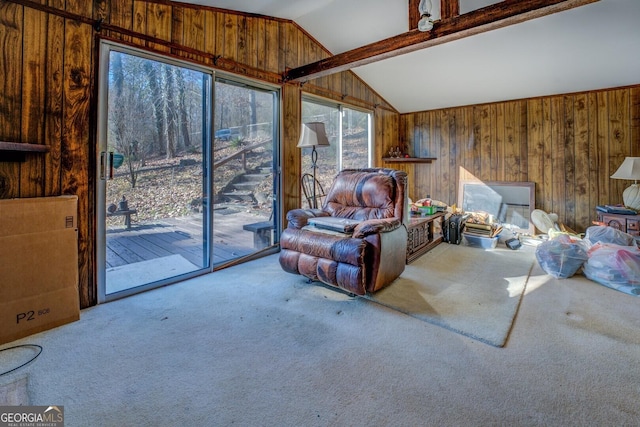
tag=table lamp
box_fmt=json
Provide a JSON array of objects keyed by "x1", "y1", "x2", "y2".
[
  {"x1": 610, "y1": 157, "x2": 640, "y2": 210},
  {"x1": 297, "y1": 122, "x2": 330, "y2": 207}
]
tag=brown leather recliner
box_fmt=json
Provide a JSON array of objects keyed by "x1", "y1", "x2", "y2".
[{"x1": 279, "y1": 168, "x2": 408, "y2": 295}]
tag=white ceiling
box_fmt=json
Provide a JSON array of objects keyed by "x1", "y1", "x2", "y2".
[{"x1": 176, "y1": 0, "x2": 640, "y2": 113}]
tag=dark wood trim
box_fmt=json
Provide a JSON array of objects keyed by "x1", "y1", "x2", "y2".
[
  {"x1": 408, "y1": 0, "x2": 421, "y2": 30},
  {"x1": 302, "y1": 83, "x2": 398, "y2": 113},
  {"x1": 284, "y1": 0, "x2": 598, "y2": 82},
  {"x1": 98, "y1": 35, "x2": 283, "y2": 84},
  {"x1": 440, "y1": 0, "x2": 460, "y2": 20}
]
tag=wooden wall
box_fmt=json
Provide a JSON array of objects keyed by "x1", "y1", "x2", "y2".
[
  {"x1": 400, "y1": 85, "x2": 640, "y2": 232},
  {"x1": 0, "y1": 0, "x2": 399, "y2": 308},
  {"x1": 5, "y1": 0, "x2": 637, "y2": 309}
]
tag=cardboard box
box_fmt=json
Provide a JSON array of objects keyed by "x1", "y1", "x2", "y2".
[
  {"x1": 0, "y1": 195, "x2": 77, "y2": 237},
  {"x1": 0, "y1": 196, "x2": 79, "y2": 345},
  {"x1": 0, "y1": 285, "x2": 80, "y2": 345}
]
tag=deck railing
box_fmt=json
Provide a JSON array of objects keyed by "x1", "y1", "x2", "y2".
[{"x1": 214, "y1": 139, "x2": 272, "y2": 171}]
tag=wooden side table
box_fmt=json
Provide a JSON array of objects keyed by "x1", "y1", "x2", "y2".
[
  {"x1": 595, "y1": 210, "x2": 640, "y2": 237},
  {"x1": 406, "y1": 212, "x2": 444, "y2": 263}
]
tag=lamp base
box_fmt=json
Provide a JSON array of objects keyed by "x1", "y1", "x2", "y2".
[{"x1": 622, "y1": 184, "x2": 640, "y2": 211}]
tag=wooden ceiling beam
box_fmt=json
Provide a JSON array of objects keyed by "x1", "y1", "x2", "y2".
[{"x1": 284, "y1": 0, "x2": 598, "y2": 83}]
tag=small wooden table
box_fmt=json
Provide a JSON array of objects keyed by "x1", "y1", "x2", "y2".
[
  {"x1": 107, "y1": 209, "x2": 137, "y2": 229},
  {"x1": 406, "y1": 212, "x2": 444, "y2": 263},
  {"x1": 243, "y1": 221, "x2": 274, "y2": 249}
]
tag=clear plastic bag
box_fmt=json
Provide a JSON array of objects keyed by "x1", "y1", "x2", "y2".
[
  {"x1": 535, "y1": 234, "x2": 589, "y2": 279},
  {"x1": 584, "y1": 225, "x2": 635, "y2": 246},
  {"x1": 583, "y1": 243, "x2": 640, "y2": 296}
]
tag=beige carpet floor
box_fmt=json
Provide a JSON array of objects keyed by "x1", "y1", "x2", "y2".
[
  {"x1": 0, "y1": 374, "x2": 28, "y2": 406},
  {"x1": 1, "y1": 251, "x2": 639, "y2": 426},
  {"x1": 366, "y1": 242, "x2": 535, "y2": 347}
]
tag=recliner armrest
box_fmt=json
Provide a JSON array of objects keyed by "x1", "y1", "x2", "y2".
[
  {"x1": 285, "y1": 208, "x2": 329, "y2": 229},
  {"x1": 353, "y1": 218, "x2": 402, "y2": 238}
]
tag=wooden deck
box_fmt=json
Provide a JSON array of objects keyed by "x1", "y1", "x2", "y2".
[{"x1": 106, "y1": 210, "x2": 272, "y2": 269}]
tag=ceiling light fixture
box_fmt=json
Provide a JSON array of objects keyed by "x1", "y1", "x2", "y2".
[{"x1": 418, "y1": 0, "x2": 434, "y2": 32}]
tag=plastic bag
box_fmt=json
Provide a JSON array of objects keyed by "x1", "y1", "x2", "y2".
[
  {"x1": 535, "y1": 234, "x2": 589, "y2": 279},
  {"x1": 584, "y1": 225, "x2": 635, "y2": 246},
  {"x1": 583, "y1": 243, "x2": 640, "y2": 296}
]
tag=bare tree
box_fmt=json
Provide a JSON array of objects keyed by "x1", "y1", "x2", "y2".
[
  {"x1": 250, "y1": 90, "x2": 257, "y2": 139},
  {"x1": 144, "y1": 61, "x2": 165, "y2": 155},
  {"x1": 164, "y1": 66, "x2": 177, "y2": 159},
  {"x1": 108, "y1": 53, "x2": 151, "y2": 188},
  {"x1": 176, "y1": 70, "x2": 192, "y2": 149},
  {"x1": 110, "y1": 51, "x2": 126, "y2": 151}
]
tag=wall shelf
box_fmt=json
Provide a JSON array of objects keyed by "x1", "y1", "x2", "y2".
[
  {"x1": 0, "y1": 141, "x2": 49, "y2": 162},
  {"x1": 382, "y1": 157, "x2": 436, "y2": 164}
]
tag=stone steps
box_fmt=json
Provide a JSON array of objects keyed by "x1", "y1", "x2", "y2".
[{"x1": 220, "y1": 167, "x2": 272, "y2": 203}]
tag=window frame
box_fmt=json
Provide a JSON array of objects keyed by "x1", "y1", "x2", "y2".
[{"x1": 301, "y1": 93, "x2": 374, "y2": 172}]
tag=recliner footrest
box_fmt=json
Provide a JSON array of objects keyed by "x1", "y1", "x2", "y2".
[{"x1": 280, "y1": 228, "x2": 365, "y2": 266}]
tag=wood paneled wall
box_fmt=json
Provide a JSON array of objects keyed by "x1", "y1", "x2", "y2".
[
  {"x1": 0, "y1": 0, "x2": 399, "y2": 308},
  {"x1": 6, "y1": 0, "x2": 636, "y2": 309},
  {"x1": 401, "y1": 85, "x2": 640, "y2": 232}
]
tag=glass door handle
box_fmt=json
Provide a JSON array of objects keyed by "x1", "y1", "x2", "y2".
[
  {"x1": 100, "y1": 151, "x2": 114, "y2": 180},
  {"x1": 109, "y1": 152, "x2": 114, "y2": 180}
]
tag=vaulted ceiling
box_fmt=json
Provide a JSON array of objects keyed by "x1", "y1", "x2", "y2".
[{"x1": 175, "y1": 0, "x2": 640, "y2": 113}]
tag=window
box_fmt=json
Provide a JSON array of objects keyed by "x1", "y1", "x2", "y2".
[{"x1": 301, "y1": 97, "x2": 372, "y2": 204}]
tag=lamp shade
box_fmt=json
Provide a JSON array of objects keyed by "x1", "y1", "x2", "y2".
[
  {"x1": 297, "y1": 122, "x2": 330, "y2": 148},
  {"x1": 611, "y1": 157, "x2": 640, "y2": 210},
  {"x1": 610, "y1": 157, "x2": 640, "y2": 181}
]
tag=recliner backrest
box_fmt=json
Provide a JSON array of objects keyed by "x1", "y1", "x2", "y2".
[{"x1": 322, "y1": 169, "x2": 406, "y2": 221}]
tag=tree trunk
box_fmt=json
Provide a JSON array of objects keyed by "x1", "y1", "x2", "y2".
[
  {"x1": 164, "y1": 66, "x2": 177, "y2": 159},
  {"x1": 176, "y1": 70, "x2": 192, "y2": 148},
  {"x1": 250, "y1": 90, "x2": 257, "y2": 139},
  {"x1": 143, "y1": 61, "x2": 165, "y2": 154},
  {"x1": 111, "y1": 52, "x2": 126, "y2": 149}
]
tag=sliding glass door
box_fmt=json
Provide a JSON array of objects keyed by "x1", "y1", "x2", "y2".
[
  {"x1": 97, "y1": 42, "x2": 280, "y2": 303},
  {"x1": 97, "y1": 42, "x2": 213, "y2": 302},
  {"x1": 212, "y1": 78, "x2": 279, "y2": 265}
]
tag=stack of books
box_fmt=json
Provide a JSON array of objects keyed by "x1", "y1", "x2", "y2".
[
  {"x1": 464, "y1": 221, "x2": 502, "y2": 238},
  {"x1": 596, "y1": 205, "x2": 637, "y2": 215}
]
